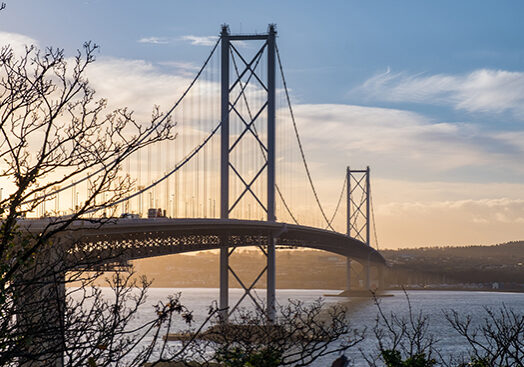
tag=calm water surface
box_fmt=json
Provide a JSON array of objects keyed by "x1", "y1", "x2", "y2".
[{"x1": 125, "y1": 288, "x2": 524, "y2": 365}]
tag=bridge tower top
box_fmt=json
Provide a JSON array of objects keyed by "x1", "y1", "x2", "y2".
[{"x1": 220, "y1": 23, "x2": 277, "y2": 222}]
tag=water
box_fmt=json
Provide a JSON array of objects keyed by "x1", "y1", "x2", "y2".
[{"x1": 120, "y1": 288, "x2": 524, "y2": 365}]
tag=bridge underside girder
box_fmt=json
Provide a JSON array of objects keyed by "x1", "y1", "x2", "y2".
[{"x1": 52, "y1": 218, "x2": 385, "y2": 266}]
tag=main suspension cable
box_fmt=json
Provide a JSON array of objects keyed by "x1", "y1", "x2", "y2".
[
  {"x1": 85, "y1": 122, "x2": 221, "y2": 214},
  {"x1": 24, "y1": 37, "x2": 221, "y2": 206},
  {"x1": 325, "y1": 173, "x2": 347, "y2": 230},
  {"x1": 370, "y1": 190, "x2": 379, "y2": 250},
  {"x1": 276, "y1": 43, "x2": 335, "y2": 231}
]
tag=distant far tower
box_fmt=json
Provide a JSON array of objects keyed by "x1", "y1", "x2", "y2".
[{"x1": 346, "y1": 166, "x2": 371, "y2": 290}]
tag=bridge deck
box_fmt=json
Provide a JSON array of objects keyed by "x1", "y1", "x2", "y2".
[{"x1": 20, "y1": 218, "x2": 385, "y2": 265}]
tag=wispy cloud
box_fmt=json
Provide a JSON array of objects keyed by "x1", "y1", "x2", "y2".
[
  {"x1": 84, "y1": 57, "x2": 197, "y2": 120},
  {"x1": 157, "y1": 61, "x2": 200, "y2": 71},
  {"x1": 287, "y1": 104, "x2": 524, "y2": 177},
  {"x1": 0, "y1": 32, "x2": 38, "y2": 55},
  {"x1": 138, "y1": 35, "x2": 221, "y2": 47},
  {"x1": 180, "y1": 35, "x2": 218, "y2": 46},
  {"x1": 137, "y1": 36, "x2": 171, "y2": 45},
  {"x1": 353, "y1": 69, "x2": 524, "y2": 119},
  {"x1": 156, "y1": 61, "x2": 203, "y2": 77}
]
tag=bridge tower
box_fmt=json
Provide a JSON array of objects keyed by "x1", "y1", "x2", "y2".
[
  {"x1": 346, "y1": 166, "x2": 372, "y2": 290},
  {"x1": 220, "y1": 24, "x2": 277, "y2": 321}
]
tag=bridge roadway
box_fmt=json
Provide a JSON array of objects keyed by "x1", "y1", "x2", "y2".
[{"x1": 20, "y1": 218, "x2": 385, "y2": 266}]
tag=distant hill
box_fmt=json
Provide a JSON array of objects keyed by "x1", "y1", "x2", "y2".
[
  {"x1": 381, "y1": 241, "x2": 524, "y2": 286},
  {"x1": 382, "y1": 240, "x2": 524, "y2": 262},
  {"x1": 129, "y1": 241, "x2": 524, "y2": 290},
  {"x1": 131, "y1": 249, "x2": 351, "y2": 289}
]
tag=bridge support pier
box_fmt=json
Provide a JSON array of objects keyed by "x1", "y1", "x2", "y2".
[
  {"x1": 267, "y1": 237, "x2": 276, "y2": 322},
  {"x1": 219, "y1": 246, "x2": 229, "y2": 321},
  {"x1": 15, "y1": 246, "x2": 65, "y2": 367},
  {"x1": 345, "y1": 258, "x2": 351, "y2": 292}
]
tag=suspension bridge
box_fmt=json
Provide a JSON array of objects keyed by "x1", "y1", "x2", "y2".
[{"x1": 20, "y1": 24, "x2": 385, "y2": 320}]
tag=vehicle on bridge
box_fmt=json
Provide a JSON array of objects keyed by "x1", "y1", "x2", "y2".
[
  {"x1": 120, "y1": 213, "x2": 140, "y2": 219},
  {"x1": 147, "y1": 208, "x2": 166, "y2": 218}
]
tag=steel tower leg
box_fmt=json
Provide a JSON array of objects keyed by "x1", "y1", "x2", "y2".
[
  {"x1": 266, "y1": 24, "x2": 277, "y2": 322},
  {"x1": 345, "y1": 166, "x2": 351, "y2": 292},
  {"x1": 219, "y1": 25, "x2": 230, "y2": 321},
  {"x1": 365, "y1": 166, "x2": 371, "y2": 289}
]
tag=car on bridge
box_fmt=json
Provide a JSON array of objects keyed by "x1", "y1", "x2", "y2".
[
  {"x1": 147, "y1": 208, "x2": 166, "y2": 218},
  {"x1": 120, "y1": 213, "x2": 140, "y2": 219}
]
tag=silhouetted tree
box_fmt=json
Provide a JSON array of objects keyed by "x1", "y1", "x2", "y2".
[
  {"x1": 361, "y1": 292, "x2": 438, "y2": 367},
  {"x1": 155, "y1": 299, "x2": 365, "y2": 367},
  {"x1": 0, "y1": 5, "x2": 207, "y2": 365},
  {"x1": 361, "y1": 291, "x2": 524, "y2": 367},
  {"x1": 446, "y1": 306, "x2": 524, "y2": 366}
]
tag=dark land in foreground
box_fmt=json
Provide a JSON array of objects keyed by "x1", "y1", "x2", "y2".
[{"x1": 132, "y1": 240, "x2": 524, "y2": 291}]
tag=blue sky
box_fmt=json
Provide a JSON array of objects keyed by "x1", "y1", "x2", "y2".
[
  {"x1": 5, "y1": 1, "x2": 524, "y2": 130},
  {"x1": 5, "y1": 1, "x2": 524, "y2": 104},
  {"x1": 2, "y1": 1, "x2": 524, "y2": 247}
]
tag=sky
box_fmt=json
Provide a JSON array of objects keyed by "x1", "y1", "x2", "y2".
[{"x1": 2, "y1": 1, "x2": 524, "y2": 248}]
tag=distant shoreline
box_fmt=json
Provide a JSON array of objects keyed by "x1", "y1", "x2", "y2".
[
  {"x1": 395, "y1": 287, "x2": 524, "y2": 294},
  {"x1": 121, "y1": 286, "x2": 524, "y2": 294}
]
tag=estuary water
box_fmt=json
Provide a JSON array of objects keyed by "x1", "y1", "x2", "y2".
[{"x1": 126, "y1": 288, "x2": 524, "y2": 365}]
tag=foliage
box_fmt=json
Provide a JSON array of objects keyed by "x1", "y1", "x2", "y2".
[
  {"x1": 457, "y1": 358, "x2": 491, "y2": 367},
  {"x1": 363, "y1": 290, "x2": 524, "y2": 367},
  {"x1": 0, "y1": 4, "x2": 208, "y2": 365},
  {"x1": 166, "y1": 299, "x2": 365, "y2": 367},
  {"x1": 363, "y1": 291, "x2": 439, "y2": 367},
  {"x1": 215, "y1": 347, "x2": 282, "y2": 367},
  {"x1": 381, "y1": 349, "x2": 436, "y2": 367}
]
